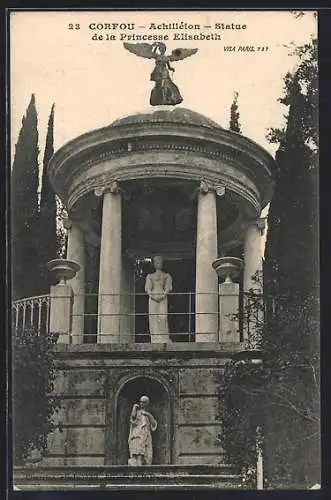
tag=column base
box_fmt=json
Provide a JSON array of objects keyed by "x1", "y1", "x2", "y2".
[
  {"x1": 98, "y1": 334, "x2": 121, "y2": 344},
  {"x1": 150, "y1": 334, "x2": 171, "y2": 343},
  {"x1": 57, "y1": 334, "x2": 71, "y2": 344},
  {"x1": 195, "y1": 333, "x2": 217, "y2": 343},
  {"x1": 71, "y1": 334, "x2": 84, "y2": 345},
  {"x1": 98, "y1": 316, "x2": 121, "y2": 344}
]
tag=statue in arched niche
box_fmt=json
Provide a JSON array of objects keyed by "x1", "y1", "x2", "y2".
[
  {"x1": 128, "y1": 395, "x2": 157, "y2": 466},
  {"x1": 145, "y1": 255, "x2": 173, "y2": 343}
]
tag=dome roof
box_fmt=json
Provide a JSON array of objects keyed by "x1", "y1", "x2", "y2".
[{"x1": 110, "y1": 106, "x2": 224, "y2": 130}]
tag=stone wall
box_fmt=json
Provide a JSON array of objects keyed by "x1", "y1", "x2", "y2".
[
  {"x1": 177, "y1": 367, "x2": 223, "y2": 465},
  {"x1": 42, "y1": 344, "x2": 242, "y2": 467},
  {"x1": 46, "y1": 368, "x2": 107, "y2": 466}
]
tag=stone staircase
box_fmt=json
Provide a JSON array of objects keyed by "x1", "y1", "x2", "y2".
[{"x1": 14, "y1": 464, "x2": 245, "y2": 490}]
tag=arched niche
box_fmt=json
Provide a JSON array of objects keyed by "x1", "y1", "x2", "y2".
[{"x1": 115, "y1": 375, "x2": 172, "y2": 465}]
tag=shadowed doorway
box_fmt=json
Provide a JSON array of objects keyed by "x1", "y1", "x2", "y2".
[{"x1": 116, "y1": 376, "x2": 171, "y2": 465}]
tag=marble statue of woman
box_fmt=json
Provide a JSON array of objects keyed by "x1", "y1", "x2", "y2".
[
  {"x1": 145, "y1": 255, "x2": 173, "y2": 343},
  {"x1": 128, "y1": 395, "x2": 157, "y2": 466}
]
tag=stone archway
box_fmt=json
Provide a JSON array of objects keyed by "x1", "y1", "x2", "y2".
[{"x1": 115, "y1": 376, "x2": 171, "y2": 465}]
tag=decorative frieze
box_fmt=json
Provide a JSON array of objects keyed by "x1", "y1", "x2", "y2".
[
  {"x1": 48, "y1": 113, "x2": 275, "y2": 219},
  {"x1": 52, "y1": 137, "x2": 270, "y2": 203},
  {"x1": 62, "y1": 149, "x2": 261, "y2": 219},
  {"x1": 61, "y1": 142, "x2": 248, "y2": 189},
  {"x1": 68, "y1": 167, "x2": 259, "y2": 215}
]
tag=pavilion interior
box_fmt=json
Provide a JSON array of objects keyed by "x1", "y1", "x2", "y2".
[{"x1": 77, "y1": 178, "x2": 245, "y2": 343}]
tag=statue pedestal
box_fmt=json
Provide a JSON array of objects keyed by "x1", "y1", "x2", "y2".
[
  {"x1": 212, "y1": 257, "x2": 243, "y2": 344},
  {"x1": 219, "y1": 281, "x2": 240, "y2": 343},
  {"x1": 49, "y1": 284, "x2": 73, "y2": 343},
  {"x1": 47, "y1": 259, "x2": 80, "y2": 343}
]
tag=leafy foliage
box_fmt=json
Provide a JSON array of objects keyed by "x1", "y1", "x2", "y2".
[
  {"x1": 218, "y1": 357, "x2": 264, "y2": 486},
  {"x1": 218, "y1": 289, "x2": 319, "y2": 488},
  {"x1": 264, "y1": 40, "x2": 319, "y2": 485},
  {"x1": 262, "y1": 294, "x2": 320, "y2": 488},
  {"x1": 218, "y1": 275, "x2": 265, "y2": 483},
  {"x1": 218, "y1": 37, "x2": 319, "y2": 489},
  {"x1": 12, "y1": 326, "x2": 59, "y2": 464},
  {"x1": 266, "y1": 38, "x2": 318, "y2": 151},
  {"x1": 56, "y1": 197, "x2": 68, "y2": 258}
]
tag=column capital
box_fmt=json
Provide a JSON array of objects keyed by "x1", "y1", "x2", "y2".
[
  {"x1": 94, "y1": 180, "x2": 120, "y2": 197},
  {"x1": 94, "y1": 180, "x2": 130, "y2": 200},
  {"x1": 192, "y1": 180, "x2": 226, "y2": 199}
]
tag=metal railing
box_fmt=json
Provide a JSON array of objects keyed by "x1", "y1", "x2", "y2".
[
  {"x1": 83, "y1": 291, "x2": 200, "y2": 343},
  {"x1": 12, "y1": 294, "x2": 51, "y2": 337},
  {"x1": 12, "y1": 291, "x2": 266, "y2": 343}
]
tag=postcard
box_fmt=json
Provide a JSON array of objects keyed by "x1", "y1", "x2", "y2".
[{"x1": 9, "y1": 9, "x2": 319, "y2": 491}]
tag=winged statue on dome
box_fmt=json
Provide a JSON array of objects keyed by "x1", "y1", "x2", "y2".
[{"x1": 123, "y1": 42, "x2": 198, "y2": 106}]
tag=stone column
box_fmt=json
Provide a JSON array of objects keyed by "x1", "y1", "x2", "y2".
[
  {"x1": 195, "y1": 181, "x2": 224, "y2": 342},
  {"x1": 64, "y1": 218, "x2": 85, "y2": 345},
  {"x1": 96, "y1": 182, "x2": 122, "y2": 343},
  {"x1": 243, "y1": 219, "x2": 265, "y2": 344}
]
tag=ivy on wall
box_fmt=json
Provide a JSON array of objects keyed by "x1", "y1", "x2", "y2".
[{"x1": 12, "y1": 326, "x2": 60, "y2": 465}]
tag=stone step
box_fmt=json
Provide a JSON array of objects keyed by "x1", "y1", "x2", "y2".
[{"x1": 14, "y1": 465, "x2": 245, "y2": 490}]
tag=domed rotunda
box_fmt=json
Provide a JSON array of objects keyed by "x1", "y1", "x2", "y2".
[
  {"x1": 15, "y1": 104, "x2": 276, "y2": 481},
  {"x1": 48, "y1": 105, "x2": 274, "y2": 344}
]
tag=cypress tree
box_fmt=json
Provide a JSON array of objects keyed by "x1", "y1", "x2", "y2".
[
  {"x1": 263, "y1": 39, "x2": 319, "y2": 487},
  {"x1": 229, "y1": 91, "x2": 242, "y2": 133},
  {"x1": 11, "y1": 94, "x2": 40, "y2": 300},
  {"x1": 265, "y1": 73, "x2": 318, "y2": 297},
  {"x1": 217, "y1": 39, "x2": 319, "y2": 489},
  {"x1": 38, "y1": 104, "x2": 57, "y2": 293}
]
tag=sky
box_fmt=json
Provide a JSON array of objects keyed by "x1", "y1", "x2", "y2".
[
  {"x1": 10, "y1": 10, "x2": 317, "y2": 252},
  {"x1": 10, "y1": 10, "x2": 316, "y2": 155}
]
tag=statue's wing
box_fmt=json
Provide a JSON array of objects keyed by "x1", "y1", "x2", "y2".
[
  {"x1": 123, "y1": 42, "x2": 156, "y2": 59},
  {"x1": 167, "y1": 48, "x2": 198, "y2": 62}
]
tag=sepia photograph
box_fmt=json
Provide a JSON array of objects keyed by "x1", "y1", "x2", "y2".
[{"x1": 9, "y1": 9, "x2": 319, "y2": 491}]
